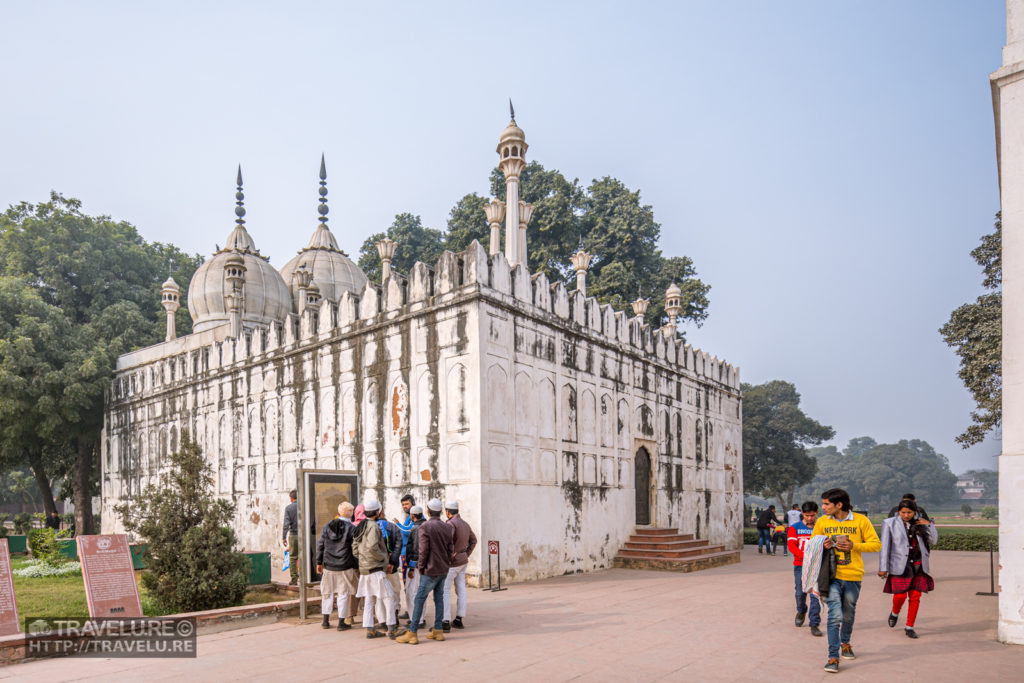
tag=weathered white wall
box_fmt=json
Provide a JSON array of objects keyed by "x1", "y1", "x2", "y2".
[
  {"x1": 993, "y1": 0, "x2": 1024, "y2": 645},
  {"x1": 102, "y1": 240, "x2": 742, "y2": 584}
]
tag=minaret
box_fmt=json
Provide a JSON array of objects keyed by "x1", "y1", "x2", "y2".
[
  {"x1": 519, "y1": 200, "x2": 534, "y2": 269},
  {"x1": 224, "y1": 168, "x2": 248, "y2": 338},
  {"x1": 376, "y1": 238, "x2": 397, "y2": 281},
  {"x1": 664, "y1": 282, "x2": 682, "y2": 336},
  {"x1": 484, "y1": 199, "x2": 506, "y2": 256},
  {"x1": 292, "y1": 264, "x2": 312, "y2": 313},
  {"x1": 570, "y1": 239, "x2": 593, "y2": 296},
  {"x1": 497, "y1": 100, "x2": 528, "y2": 266},
  {"x1": 160, "y1": 276, "x2": 180, "y2": 342},
  {"x1": 631, "y1": 295, "x2": 650, "y2": 322}
]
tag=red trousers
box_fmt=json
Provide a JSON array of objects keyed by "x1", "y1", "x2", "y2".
[{"x1": 892, "y1": 590, "x2": 921, "y2": 627}]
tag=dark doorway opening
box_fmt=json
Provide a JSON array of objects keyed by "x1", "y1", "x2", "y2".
[{"x1": 635, "y1": 447, "x2": 651, "y2": 525}]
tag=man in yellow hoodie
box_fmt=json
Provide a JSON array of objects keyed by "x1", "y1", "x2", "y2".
[{"x1": 812, "y1": 488, "x2": 880, "y2": 674}]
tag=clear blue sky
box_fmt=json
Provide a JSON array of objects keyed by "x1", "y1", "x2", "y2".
[{"x1": 0, "y1": 1, "x2": 1005, "y2": 474}]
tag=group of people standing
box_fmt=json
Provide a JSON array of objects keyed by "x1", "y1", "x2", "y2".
[
  {"x1": 777, "y1": 489, "x2": 937, "y2": 674},
  {"x1": 283, "y1": 490, "x2": 477, "y2": 643}
]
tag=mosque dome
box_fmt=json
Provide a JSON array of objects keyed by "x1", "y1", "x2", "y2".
[
  {"x1": 187, "y1": 225, "x2": 293, "y2": 334},
  {"x1": 499, "y1": 120, "x2": 526, "y2": 147},
  {"x1": 280, "y1": 224, "x2": 367, "y2": 307}
]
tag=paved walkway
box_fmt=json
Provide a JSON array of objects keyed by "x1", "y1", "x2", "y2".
[{"x1": 5, "y1": 548, "x2": 1021, "y2": 681}]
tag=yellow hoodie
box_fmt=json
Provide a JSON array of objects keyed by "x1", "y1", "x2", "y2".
[{"x1": 811, "y1": 511, "x2": 881, "y2": 582}]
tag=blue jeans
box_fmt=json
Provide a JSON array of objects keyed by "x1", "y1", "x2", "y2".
[
  {"x1": 758, "y1": 528, "x2": 772, "y2": 551},
  {"x1": 794, "y1": 566, "x2": 821, "y2": 626},
  {"x1": 825, "y1": 579, "x2": 861, "y2": 659},
  {"x1": 410, "y1": 573, "x2": 446, "y2": 633}
]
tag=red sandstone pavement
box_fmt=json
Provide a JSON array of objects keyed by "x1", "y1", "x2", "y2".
[{"x1": 4, "y1": 547, "x2": 1022, "y2": 682}]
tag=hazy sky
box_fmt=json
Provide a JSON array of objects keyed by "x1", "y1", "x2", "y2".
[{"x1": 1, "y1": 2, "x2": 1005, "y2": 474}]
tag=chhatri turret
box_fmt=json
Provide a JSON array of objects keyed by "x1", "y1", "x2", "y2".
[
  {"x1": 497, "y1": 101, "x2": 532, "y2": 267},
  {"x1": 160, "y1": 275, "x2": 180, "y2": 342}
]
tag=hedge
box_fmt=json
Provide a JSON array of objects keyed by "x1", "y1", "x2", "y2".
[{"x1": 743, "y1": 528, "x2": 997, "y2": 552}]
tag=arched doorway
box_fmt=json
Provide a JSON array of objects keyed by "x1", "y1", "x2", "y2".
[{"x1": 635, "y1": 447, "x2": 651, "y2": 525}]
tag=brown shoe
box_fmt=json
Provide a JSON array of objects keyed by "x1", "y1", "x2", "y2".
[
  {"x1": 395, "y1": 630, "x2": 418, "y2": 644},
  {"x1": 365, "y1": 628, "x2": 385, "y2": 639},
  {"x1": 426, "y1": 628, "x2": 445, "y2": 641}
]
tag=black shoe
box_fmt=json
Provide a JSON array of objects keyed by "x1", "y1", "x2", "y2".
[
  {"x1": 905, "y1": 628, "x2": 918, "y2": 639},
  {"x1": 840, "y1": 643, "x2": 855, "y2": 660},
  {"x1": 337, "y1": 621, "x2": 351, "y2": 631},
  {"x1": 758, "y1": 547, "x2": 763, "y2": 554},
  {"x1": 452, "y1": 617, "x2": 464, "y2": 629},
  {"x1": 442, "y1": 620, "x2": 451, "y2": 633},
  {"x1": 888, "y1": 612, "x2": 898, "y2": 628},
  {"x1": 398, "y1": 612, "x2": 409, "y2": 620},
  {"x1": 321, "y1": 615, "x2": 331, "y2": 629},
  {"x1": 823, "y1": 658, "x2": 839, "y2": 674},
  {"x1": 810, "y1": 625, "x2": 823, "y2": 637},
  {"x1": 795, "y1": 612, "x2": 805, "y2": 627}
]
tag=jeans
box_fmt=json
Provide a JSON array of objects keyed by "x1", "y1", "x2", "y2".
[
  {"x1": 794, "y1": 566, "x2": 821, "y2": 626},
  {"x1": 758, "y1": 528, "x2": 772, "y2": 552},
  {"x1": 410, "y1": 573, "x2": 446, "y2": 633},
  {"x1": 825, "y1": 579, "x2": 861, "y2": 659}
]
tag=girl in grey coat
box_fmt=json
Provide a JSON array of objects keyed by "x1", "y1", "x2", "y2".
[{"x1": 878, "y1": 499, "x2": 938, "y2": 638}]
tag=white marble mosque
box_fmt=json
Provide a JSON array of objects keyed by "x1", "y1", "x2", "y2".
[{"x1": 101, "y1": 113, "x2": 744, "y2": 583}]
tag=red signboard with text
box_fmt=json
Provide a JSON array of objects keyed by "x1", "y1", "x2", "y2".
[
  {"x1": 77, "y1": 535, "x2": 143, "y2": 618},
  {"x1": 0, "y1": 540, "x2": 20, "y2": 636}
]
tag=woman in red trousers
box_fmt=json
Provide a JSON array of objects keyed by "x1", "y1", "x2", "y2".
[{"x1": 878, "y1": 499, "x2": 938, "y2": 638}]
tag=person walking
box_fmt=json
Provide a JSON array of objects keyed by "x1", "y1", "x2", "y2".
[
  {"x1": 352, "y1": 499, "x2": 402, "y2": 639},
  {"x1": 786, "y1": 504, "x2": 802, "y2": 527},
  {"x1": 396, "y1": 498, "x2": 454, "y2": 645},
  {"x1": 316, "y1": 502, "x2": 358, "y2": 631},
  {"x1": 887, "y1": 493, "x2": 930, "y2": 521},
  {"x1": 282, "y1": 490, "x2": 299, "y2": 585},
  {"x1": 812, "y1": 488, "x2": 881, "y2": 674},
  {"x1": 756, "y1": 505, "x2": 782, "y2": 555},
  {"x1": 787, "y1": 501, "x2": 822, "y2": 637},
  {"x1": 878, "y1": 499, "x2": 938, "y2": 639},
  {"x1": 442, "y1": 500, "x2": 477, "y2": 631}
]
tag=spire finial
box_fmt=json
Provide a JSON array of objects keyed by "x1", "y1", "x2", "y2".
[
  {"x1": 317, "y1": 154, "x2": 329, "y2": 225},
  {"x1": 234, "y1": 165, "x2": 246, "y2": 227},
  {"x1": 509, "y1": 98, "x2": 515, "y2": 122}
]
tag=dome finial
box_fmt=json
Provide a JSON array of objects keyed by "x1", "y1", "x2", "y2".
[
  {"x1": 317, "y1": 154, "x2": 329, "y2": 226},
  {"x1": 509, "y1": 98, "x2": 516, "y2": 123},
  {"x1": 234, "y1": 164, "x2": 246, "y2": 227}
]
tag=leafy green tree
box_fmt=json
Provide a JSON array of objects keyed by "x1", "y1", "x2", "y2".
[
  {"x1": 961, "y1": 503, "x2": 972, "y2": 518},
  {"x1": 981, "y1": 505, "x2": 998, "y2": 519},
  {"x1": 0, "y1": 193, "x2": 202, "y2": 533},
  {"x1": 115, "y1": 433, "x2": 248, "y2": 613},
  {"x1": 443, "y1": 193, "x2": 491, "y2": 254},
  {"x1": 357, "y1": 213, "x2": 446, "y2": 282},
  {"x1": 741, "y1": 380, "x2": 835, "y2": 510},
  {"x1": 844, "y1": 436, "x2": 878, "y2": 458},
  {"x1": 940, "y1": 214, "x2": 1001, "y2": 446}
]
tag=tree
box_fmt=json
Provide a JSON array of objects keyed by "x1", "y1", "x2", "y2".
[
  {"x1": 443, "y1": 193, "x2": 491, "y2": 254},
  {"x1": 741, "y1": 380, "x2": 835, "y2": 510},
  {"x1": 982, "y1": 505, "x2": 998, "y2": 519},
  {"x1": 0, "y1": 193, "x2": 202, "y2": 533},
  {"x1": 961, "y1": 503, "x2": 973, "y2": 518},
  {"x1": 844, "y1": 436, "x2": 878, "y2": 458},
  {"x1": 357, "y1": 213, "x2": 446, "y2": 282},
  {"x1": 964, "y1": 468, "x2": 998, "y2": 496},
  {"x1": 114, "y1": 433, "x2": 248, "y2": 613},
  {"x1": 940, "y1": 214, "x2": 1001, "y2": 446}
]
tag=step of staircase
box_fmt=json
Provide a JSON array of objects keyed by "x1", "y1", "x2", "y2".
[{"x1": 612, "y1": 527, "x2": 740, "y2": 573}]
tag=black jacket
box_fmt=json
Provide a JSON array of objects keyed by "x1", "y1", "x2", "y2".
[
  {"x1": 406, "y1": 519, "x2": 424, "y2": 565},
  {"x1": 817, "y1": 542, "x2": 838, "y2": 596},
  {"x1": 282, "y1": 501, "x2": 298, "y2": 540},
  {"x1": 756, "y1": 509, "x2": 781, "y2": 529},
  {"x1": 316, "y1": 518, "x2": 358, "y2": 571}
]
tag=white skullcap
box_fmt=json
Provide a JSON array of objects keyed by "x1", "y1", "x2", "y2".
[
  {"x1": 445, "y1": 500, "x2": 459, "y2": 511},
  {"x1": 363, "y1": 499, "x2": 381, "y2": 513},
  {"x1": 427, "y1": 498, "x2": 443, "y2": 512},
  {"x1": 410, "y1": 505, "x2": 423, "y2": 515}
]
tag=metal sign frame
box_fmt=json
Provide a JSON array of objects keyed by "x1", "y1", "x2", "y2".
[{"x1": 297, "y1": 468, "x2": 359, "y2": 621}]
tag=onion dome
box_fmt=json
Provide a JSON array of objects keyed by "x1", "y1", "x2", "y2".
[
  {"x1": 187, "y1": 167, "x2": 293, "y2": 334},
  {"x1": 280, "y1": 155, "x2": 367, "y2": 307}
]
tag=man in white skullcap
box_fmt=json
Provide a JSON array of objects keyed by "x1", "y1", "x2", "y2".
[
  {"x1": 442, "y1": 500, "x2": 477, "y2": 632},
  {"x1": 352, "y1": 498, "x2": 403, "y2": 639},
  {"x1": 396, "y1": 498, "x2": 453, "y2": 645},
  {"x1": 403, "y1": 505, "x2": 428, "y2": 628}
]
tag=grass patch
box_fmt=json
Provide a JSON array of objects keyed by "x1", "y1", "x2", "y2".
[{"x1": 11, "y1": 556, "x2": 283, "y2": 622}]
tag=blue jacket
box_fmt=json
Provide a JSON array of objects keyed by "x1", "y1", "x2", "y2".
[{"x1": 879, "y1": 516, "x2": 938, "y2": 576}]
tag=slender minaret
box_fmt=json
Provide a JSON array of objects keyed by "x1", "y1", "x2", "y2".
[
  {"x1": 664, "y1": 282, "x2": 682, "y2": 336},
  {"x1": 485, "y1": 199, "x2": 506, "y2": 256},
  {"x1": 631, "y1": 296, "x2": 650, "y2": 322},
  {"x1": 497, "y1": 100, "x2": 528, "y2": 266},
  {"x1": 292, "y1": 264, "x2": 312, "y2": 313},
  {"x1": 224, "y1": 253, "x2": 246, "y2": 338},
  {"x1": 161, "y1": 276, "x2": 180, "y2": 342},
  {"x1": 519, "y1": 200, "x2": 534, "y2": 269},
  {"x1": 376, "y1": 238, "x2": 397, "y2": 281},
  {"x1": 570, "y1": 239, "x2": 593, "y2": 296}
]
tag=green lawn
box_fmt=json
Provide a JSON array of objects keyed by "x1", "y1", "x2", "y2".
[{"x1": 10, "y1": 556, "x2": 284, "y2": 623}]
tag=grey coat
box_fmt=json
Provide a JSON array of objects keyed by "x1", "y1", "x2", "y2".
[{"x1": 879, "y1": 516, "x2": 939, "y2": 576}]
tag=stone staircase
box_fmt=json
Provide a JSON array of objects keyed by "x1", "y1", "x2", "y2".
[{"x1": 612, "y1": 527, "x2": 740, "y2": 572}]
